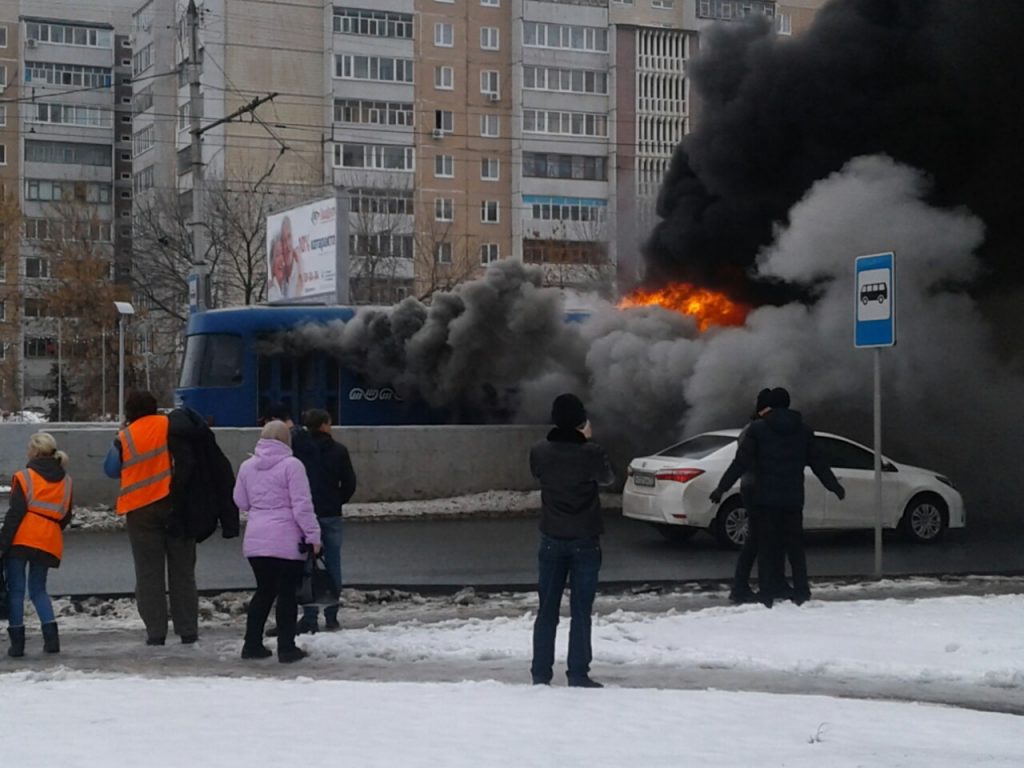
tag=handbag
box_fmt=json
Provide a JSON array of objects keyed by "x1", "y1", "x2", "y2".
[
  {"x1": 0, "y1": 559, "x2": 9, "y2": 622},
  {"x1": 296, "y1": 550, "x2": 339, "y2": 607}
]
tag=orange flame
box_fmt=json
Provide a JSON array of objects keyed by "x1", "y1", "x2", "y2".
[{"x1": 618, "y1": 283, "x2": 750, "y2": 331}]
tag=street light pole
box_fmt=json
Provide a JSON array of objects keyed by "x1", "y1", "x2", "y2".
[
  {"x1": 57, "y1": 318, "x2": 63, "y2": 422},
  {"x1": 114, "y1": 302, "x2": 135, "y2": 425}
]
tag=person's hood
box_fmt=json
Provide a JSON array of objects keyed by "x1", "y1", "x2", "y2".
[
  {"x1": 764, "y1": 407, "x2": 803, "y2": 436},
  {"x1": 26, "y1": 456, "x2": 66, "y2": 482},
  {"x1": 546, "y1": 427, "x2": 587, "y2": 444},
  {"x1": 252, "y1": 438, "x2": 293, "y2": 470}
]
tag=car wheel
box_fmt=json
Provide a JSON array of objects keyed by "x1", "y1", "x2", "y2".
[
  {"x1": 653, "y1": 523, "x2": 698, "y2": 544},
  {"x1": 713, "y1": 498, "x2": 748, "y2": 549},
  {"x1": 900, "y1": 494, "x2": 948, "y2": 543}
]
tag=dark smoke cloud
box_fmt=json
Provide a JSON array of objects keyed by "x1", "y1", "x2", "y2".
[{"x1": 646, "y1": 0, "x2": 1024, "y2": 299}]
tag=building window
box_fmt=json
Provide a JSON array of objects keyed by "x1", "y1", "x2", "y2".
[
  {"x1": 24, "y1": 337, "x2": 57, "y2": 359},
  {"x1": 24, "y1": 298, "x2": 49, "y2": 318},
  {"x1": 481, "y1": 0, "x2": 500, "y2": 6},
  {"x1": 434, "y1": 110, "x2": 454, "y2": 133},
  {"x1": 480, "y1": 27, "x2": 499, "y2": 50},
  {"x1": 25, "y1": 258, "x2": 51, "y2": 279},
  {"x1": 28, "y1": 103, "x2": 114, "y2": 128},
  {"x1": 24, "y1": 62, "x2": 112, "y2": 88},
  {"x1": 435, "y1": 242, "x2": 453, "y2": 263},
  {"x1": 480, "y1": 157, "x2": 499, "y2": 180},
  {"x1": 523, "y1": 152, "x2": 608, "y2": 181},
  {"x1": 522, "y1": 21, "x2": 608, "y2": 53},
  {"x1": 26, "y1": 22, "x2": 112, "y2": 48},
  {"x1": 333, "y1": 8, "x2": 414, "y2": 39},
  {"x1": 0, "y1": 26, "x2": 6, "y2": 48},
  {"x1": 777, "y1": 13, "x2": 792, "y2": 35},
  {"x1": 333, "y1": 143, "x2": 415, "y2": 171},
  {"x1": 480, "y1": 70, "x2": 500, "y2": 98},
  {"x1": 132, "y1": 43, "x2": 153, "y2": 75},
  {"x1": 0, "y1": 145, "x2": 5, "y2": 166},
  {"x1": 523, "y1": 110, "x2": 608, "y2": 138},
  {"x1": 434, "y1": 23, "x2": 454, "y2": 47},
  {"x1": 479, "y1": 243, "x2": 500, "y2": 265},
  {"x1": 434, "y1": 66, "x2": 454, "y2": 90},
  {"x1": 25, "y1": 180, "x2": 112, "y2": 204},
  {"x1": 0, "y1": 66, "x2": 5, "y2": 88},
  {"x1": 350, "y1": 188, "x2": 414, "y2": 216},
  {"x1": 480, "y1": 115, "x2": 499, "y2": 137},
  {"x1": 434, "y1": 154, "x2": 454, "y2": 178},
  {"x1": 26, "y1": 140, "x2": 112, "y2": 166},
  {"x1": 334, "y1": 99, "x2": 414, "y2": 127},
  {"x1": 525, "y1": 195, "x2": 608, "y2": 223},
  {"x1": 435, "y1": 198, "x2": 454, "y2": 222},
  {"x1": 0, "y1": 106, "x2": 5, "y2": 127},
  {"x1": 0, "y1": 301, "x2": 5, "y2": 322},
  {"x1": 523, "y1": 66, "x2": 608, "y2": 95},
  {"x1": 481, "y1": 201, "x2": 499, "y2": 223},
  {"x1": 651, "y1": 0, "x2": 673, "y2": 8},
  {"x1": 133, "y1": 126, "x2": 155, "y2": 156},
  {"x1": 721, "y1": 1, "x2": 734, "y2": 19},
  {"x1": 334, "y1": 55, "x2": 414, "y2": 83},
  {"x1": 698, "y1": 0, "x2": 712, "y2": 15}
]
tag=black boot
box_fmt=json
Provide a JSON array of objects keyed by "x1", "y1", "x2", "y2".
[
  {"x1": 7, "y1": 626, "x2": 26, "y2": 658},
  {"x1": 41, "y1": 622, "x2": 60, "y2": 654}
]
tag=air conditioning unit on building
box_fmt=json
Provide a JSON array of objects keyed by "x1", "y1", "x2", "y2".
[
  {"x1": 487, "y1": 93, "x2": 500, "y2": 103},
  {"x1": 431, "y1": 128, "x2": 445, "y2": 139},
  {"x1": 26, "y1": 38, "x2": 38, "y2": 48}
]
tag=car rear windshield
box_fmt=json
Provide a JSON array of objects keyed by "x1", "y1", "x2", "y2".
[{"x1": 657, "y1": 434, "x2": 736, "y2": 460}]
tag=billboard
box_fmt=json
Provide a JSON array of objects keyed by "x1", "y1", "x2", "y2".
[{"x1": 266, "y1": 195, "x2": 348, "y2": 304}]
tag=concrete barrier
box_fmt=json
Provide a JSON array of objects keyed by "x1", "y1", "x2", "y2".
[{"x1": 0, "y1": 423, "x2": 548, "y2": 507}]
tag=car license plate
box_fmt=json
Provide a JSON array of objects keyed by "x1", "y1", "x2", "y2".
[{"x1": 633, "y1": 472, "x2": 656, "y2": 487}]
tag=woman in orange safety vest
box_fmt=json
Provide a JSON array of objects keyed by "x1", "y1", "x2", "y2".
[{"x1": 0, "y1": 432, "x2": 72, "y2": 658}]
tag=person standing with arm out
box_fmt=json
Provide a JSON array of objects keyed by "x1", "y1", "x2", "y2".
[
  {"x1": 529, "y1": 393, "x2": 615, "y2": 688},
  {"x1": 0, "y1": 433, "x2": 72, "y2": 657},
  {"x1": 296, "y1": 409, "x2": 357, "y2": 634},
  {"x1": 234, "y1": 420, "x2": 322, "y2": 663}
]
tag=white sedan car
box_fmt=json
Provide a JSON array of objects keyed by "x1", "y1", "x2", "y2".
[{"x1": 622, "y1": 430, "x2": 965, "y2": 548}]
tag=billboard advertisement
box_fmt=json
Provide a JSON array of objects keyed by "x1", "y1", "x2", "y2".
[{"x1": 266, "y1": 196, "x2": 347, "y2": 303}]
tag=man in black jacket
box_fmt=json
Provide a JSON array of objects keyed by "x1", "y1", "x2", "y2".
[
  {"x1": 295, "y1": 408, "x2": 357, "y2": 633},
  {"x1": 710, "y1": 388, "x2": 845, "y2": 606},
  {"x1": 729, "y1": 388, "x2": 773, "y2": 604},
  {"x1": 529, "y1": 393, "x2": 615, "y2": 688}
]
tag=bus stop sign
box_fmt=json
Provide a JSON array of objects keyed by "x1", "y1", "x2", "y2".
[{"x1": 855, "y1": 252, "x2": 895, "y2": 348}]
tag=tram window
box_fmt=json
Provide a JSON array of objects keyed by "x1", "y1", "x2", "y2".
[{"x1": 180, "y1": 334, "x2": 242, "y2": 387}]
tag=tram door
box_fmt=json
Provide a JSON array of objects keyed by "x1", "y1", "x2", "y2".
[{"x1": 257, "y1": 351, "x2": 340, "y2": 424}]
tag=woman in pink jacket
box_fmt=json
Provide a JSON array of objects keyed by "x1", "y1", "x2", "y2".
[{"x1": 234, "y1": 420, "x2": 321, "y2": 662}]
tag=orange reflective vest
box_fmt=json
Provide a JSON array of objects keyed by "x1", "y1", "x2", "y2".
[
  {"x1": 116, "y1": 414, "x2": 172, "y2": 515},
  {"x1": 11, "y1": 468, "x2": 73, "y2": 561}
]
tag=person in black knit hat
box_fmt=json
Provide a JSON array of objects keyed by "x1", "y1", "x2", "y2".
[{"x1": 528, "y1": 393, "x2": 615, "y2": 688}]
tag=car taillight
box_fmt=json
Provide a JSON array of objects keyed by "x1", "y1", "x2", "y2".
[{"x1": 655, "y1": 468, "x2": 705, "y2": 483}]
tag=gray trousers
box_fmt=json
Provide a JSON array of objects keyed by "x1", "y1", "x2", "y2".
[{"x1": 125, "y1": 497, "x2": 198, "y2": 640}]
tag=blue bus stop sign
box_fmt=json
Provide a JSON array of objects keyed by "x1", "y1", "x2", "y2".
[{"x1": 855, "y1": 252, "x2": 895, "y2": 348}]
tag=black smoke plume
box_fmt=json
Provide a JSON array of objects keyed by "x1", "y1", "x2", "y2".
[{"x1": 646, "y1": 0, "x2": 1024, "y2": 300}]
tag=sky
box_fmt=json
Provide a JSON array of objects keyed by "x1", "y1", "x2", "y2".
[{"x1": 2, "y1": 588, "x2": 1022, "y2": 767}]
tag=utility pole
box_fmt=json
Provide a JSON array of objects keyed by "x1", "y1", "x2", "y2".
[{"x1": 187, "y1": 0, "x2": 208, "y2": 311}]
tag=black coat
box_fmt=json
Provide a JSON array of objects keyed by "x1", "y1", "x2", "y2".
[
  {"x1": 294, "y1": 429, "x2": 357, "y2": 518},
  {"x1": 529, "y1": 428, "x2": 615, "y2": 539},
  {"x1": 715, "y1": 408, "x2": 842, "y2": 508},
  {"x1": 168, "y1": 408, "x2": 240, "y2": 542},
  {"x1": 0, "y1": 457, "x2": 71, "y2": 568}
]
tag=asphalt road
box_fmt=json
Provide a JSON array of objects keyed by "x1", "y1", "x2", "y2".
[{"x1": 47, "y1": 512, "x2": 1024, "y2": 596}]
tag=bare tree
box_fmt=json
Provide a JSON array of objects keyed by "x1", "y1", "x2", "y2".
[
  {"x1": 525, "y1": 214, "x2": 615, "y2": 299},
  {"x1": 347, "y1": 180, "x2": 415, "y2": 305},
  {"x1": 0, "y1": 193, "x2": 22, "y2": 411},
  {"x1": 412, "y1": 217, "x2": 480, "y2": 302}
]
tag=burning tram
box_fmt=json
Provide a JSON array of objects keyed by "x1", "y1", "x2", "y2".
[{"x1": 175, "y1": 305, "x2": 449, "y2": 427}]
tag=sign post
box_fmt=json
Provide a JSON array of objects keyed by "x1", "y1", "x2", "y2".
[{"x1": 854, "y1": 252, "x2": 895, "y2": 579}]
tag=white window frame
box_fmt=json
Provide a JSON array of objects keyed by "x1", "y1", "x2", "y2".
[
  {"x1": 0, "y1": 144, "x2": 6, "y2": 166},
  {"x1": 480, "y1": 114, "x2": 499, "y2": 137},
  {"x1": 434, "y1": 154, "x2": 454, "y2": 178},
  {"x1": 434, "y1": 22, "x2": 454, "y2": 47},
  {"x1": 434, "y1": 65, "x2": 454, "y2": 90},
  {"x1": 0, "y1": 66, "x2": 6, "y2": 88},
  {"x1": 479, "y1": 243, "x2": 499, "y2": 265},
  {"x1": 481, "y1": 0, "x2": 500, "y2": 6},
  {"x1": 436, "y1": 242, "x2": 453, "y2": 263},
  {"x1": 435, "y1": 197, "x2": 454, "y2": 222},
  {"x1": 480, "y1": 70, "x2": 500, "y2": 98},
  {"x1": 651, "y1": 0, "x2": 673, "y2": 8},
  {"x1": 0, "y1": 26, "x2": 7, "y2": 48},
  {"x1": 480, "y1": 200, "x2": 499, "y2": 223},
  {"x1": 480, "y1": 27, "x2": 499, "y2": 50},
  {"x1": 435, "y1": 110, "x2": 454, "y2": 133},
  {"x1": 777, "y1": 13, "x2": 792, "y2": 35},
  {"x1": 0, "y1": 105, "x2": 5, "y2": 127},
  {"x1": 480, "y1": 157, "x2": 499, "y2": 181}
]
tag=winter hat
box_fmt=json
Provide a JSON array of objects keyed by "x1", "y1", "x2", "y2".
[
  {"x1": 769, "y1": 387, "x2": 791, "y2": 409},
  {"x1": 754, "y1": 388, "x2": 773, "y2": 414},
  {"x1": 551, "y1": 393, "x2": 587, "y2": 430}
]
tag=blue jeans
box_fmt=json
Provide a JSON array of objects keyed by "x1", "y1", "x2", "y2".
[
  {"x1": 303, "y1": 516, "x2": 343, "y2": 622},
  {"x1": 6, "y1": 557, "x2": 55, "y2": 627},
  {"x1": 531, "y1": 534, "x2": 602, "y2": 683}
]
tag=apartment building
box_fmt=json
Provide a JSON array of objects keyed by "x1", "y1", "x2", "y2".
[{"x1": 0, "y1": 2, "x2": 138, "y2": 413}]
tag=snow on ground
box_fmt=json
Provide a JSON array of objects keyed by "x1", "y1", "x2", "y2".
[
  {"x1": 3, "y1": 585, "x2": 1024, "y2": 766},
  {"x1": 63, "y1": 491, "x2": 623, "y2": 530}
]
